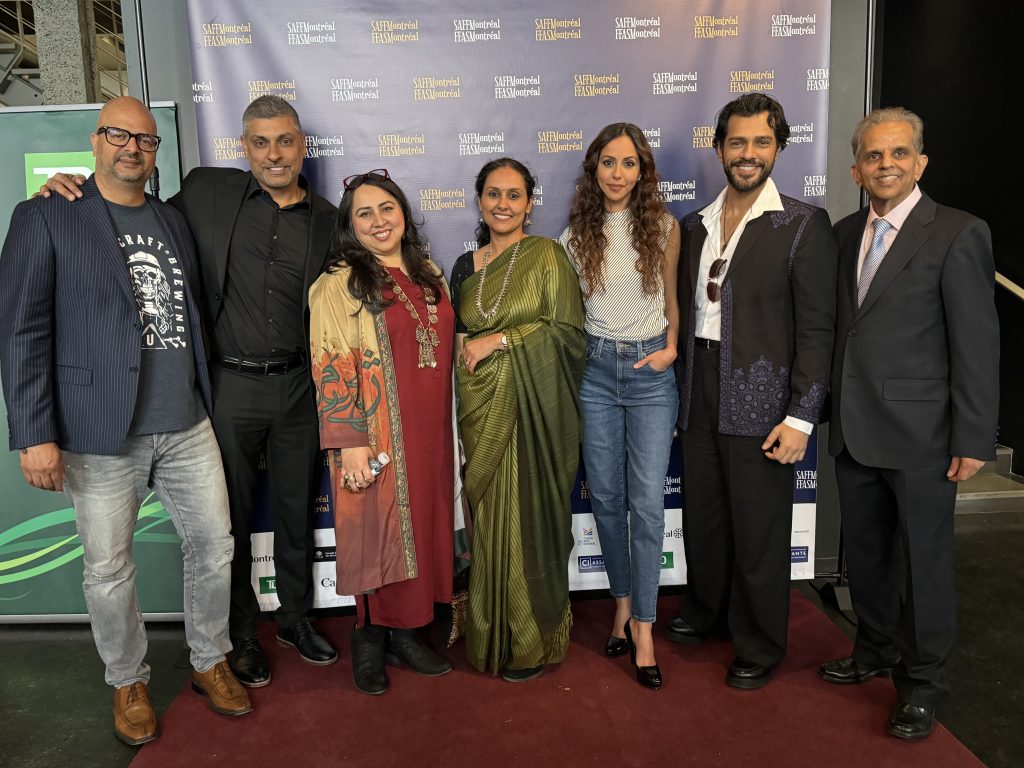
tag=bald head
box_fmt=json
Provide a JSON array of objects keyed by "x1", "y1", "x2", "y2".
[
  {"x1": 90, "y1": 96, "x2": 159, "y2": 204},
  {"x1": 96, "y1": 97, "x2": 157, "y2": 134}
]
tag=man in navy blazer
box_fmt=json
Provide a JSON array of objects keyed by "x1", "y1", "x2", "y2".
[
  {"x1": 0, "y1": 97, "x2": 252, "y2": 745},
  {"x1": 819, "y1": 107, "x2": 999, "y2": 740}
]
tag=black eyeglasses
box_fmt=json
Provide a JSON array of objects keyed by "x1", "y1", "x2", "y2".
[
  {"x1": 706, "y1": 258, "x2": 727, "y2": 303},
  {"x1": 343, "y1": 168, "x2": 391, "y2": 190},
  {"x1": 97, "y1": 126, "x2": 162, "y2": 152}
]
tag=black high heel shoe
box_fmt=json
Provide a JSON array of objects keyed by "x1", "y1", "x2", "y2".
[
  {"x1": 624, "y1": 620, "x2": 662, "y2": 690},
  {"x1": 605, "y1": 635, "x2": 628, "y2": 657}
]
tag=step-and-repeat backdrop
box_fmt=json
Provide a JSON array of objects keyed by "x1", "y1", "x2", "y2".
[
  {"x1": 0, "y1": 1, "x2": 829, "y2": 618},
  {"x1": 183, "y1": 0, "x2": 830, "y2": 610}
]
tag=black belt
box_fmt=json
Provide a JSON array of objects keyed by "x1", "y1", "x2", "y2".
[
  {"x1": 694, "y1": 337, "x2": 720, "y2": 350},
  {"x1": 217, "y1": 352, "x2": 305, "y2": 376}
]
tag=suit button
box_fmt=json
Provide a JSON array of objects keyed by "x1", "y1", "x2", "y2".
[
  {"x1": 214, "y1": 292, "x2": 222, "y2": 301},
  {"x1": 129, "y1": 366, "x2": 139, "y2": 373},
  {"x1": 848, "y1": 329, "x2": 857, "y2": 337}
]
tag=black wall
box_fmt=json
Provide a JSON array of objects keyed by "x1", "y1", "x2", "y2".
[{"x1": 878, "y1": 0, "x2": 1023, "y2": 471}]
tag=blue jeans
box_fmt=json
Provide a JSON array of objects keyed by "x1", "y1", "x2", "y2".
[
  {"x1": 580, "y1": 332, "x2": 678, "y2": 622},
  {"x1": 63, "y1": 417, "x2": 234, "y2": 687}
]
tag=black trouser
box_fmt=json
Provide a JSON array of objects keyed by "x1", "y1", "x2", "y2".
[
  {"x1": 211, "y1": 364, "x2": 320, "y2": 641},
  {"x1": 835, "y1": 448, "x2": 957, "y2": 708},
  {"x1": 681, "y1": 346, "x2": 795, "y2": 667}
]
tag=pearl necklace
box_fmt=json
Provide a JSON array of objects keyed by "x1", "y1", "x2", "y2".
[{"x1": 475, "y1": 239, "x2": 523, "y2": 320}]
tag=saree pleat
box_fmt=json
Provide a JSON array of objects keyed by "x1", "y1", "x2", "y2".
[{"x1": 456, "y1": 236, "x2": 585, "y2": 673}]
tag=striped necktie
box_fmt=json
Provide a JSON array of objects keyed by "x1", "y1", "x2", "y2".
[{"x1": 857, "y1": 217, "x2": 891, "y2": 307}]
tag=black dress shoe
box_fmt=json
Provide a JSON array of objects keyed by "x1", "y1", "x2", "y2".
[
  {"x1": 502, "y1": 665, "x2": 544, "y2": 683},
  {"x1": 276, "y1": 617, "x2": 338, "y2": 666},
  {"x1": 351, "y1": 625, "x2": 389, "y2": 695},
  {"x1": 818, "y1": 656, "x2": 894, "y2": 685},
  {"x1": 386, "y1": 628, "x2": 453, "y2": 676},
  {"x1": 230, "y1": 636, "x2": 271, "y2": 688},
  {"x1": 886, "y1": 702, "x2": 935, "y2": 740},
  {"x1": 605, "y1": 635, "x2": 628, "y2": 657},
  {"x1": 725, "y1": 657, "x2": 776, "y2": 690},
  {"x1": 665, "y1": 616, "x2": 705, "y2": 645},
  {"x1": 624, "y1": 621, "x2": 662, "y2": 690}
]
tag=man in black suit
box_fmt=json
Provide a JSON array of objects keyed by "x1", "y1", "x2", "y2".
[
  {"x1": 668, "y1": 93, "x2": 837, "y2": 689},
  {"x1": 43, "y1": 95, "x2": 339, "y2": 687},
  {"x1": 819, "y1": 107, "x2": 999, "y2": 740},
  {"x1": 168, "y1": 96, "x2": 338, "y2": 686},
  {"x1": 1, "y1": 97, "x2": 252, "y2": 746}
]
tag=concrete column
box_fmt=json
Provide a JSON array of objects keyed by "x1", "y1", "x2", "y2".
[{"x1": 34, "y1": 0, "x2": 98, "y2": 104}]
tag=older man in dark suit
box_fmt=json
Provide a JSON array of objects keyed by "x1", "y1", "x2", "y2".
[
  {"x1": 668, "y1": 92, "x2": 837, "y2": 689},
  {"x1": 819, "y1": 106, "x2": 999, "y2": 740},
  {"x1": 0, "y1": 97, "x2": 252, "y2": 746}
]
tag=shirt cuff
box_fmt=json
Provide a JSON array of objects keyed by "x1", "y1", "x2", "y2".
[{"x1": 783, "y1": 416, "x2": 814, "y2": 435}]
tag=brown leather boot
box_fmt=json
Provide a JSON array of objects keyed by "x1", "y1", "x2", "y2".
[
  {"x1": 191, "y1": 660, "x2": 254, "y2": 716},
  {"x1": 113, "y1": 681, "x2": 158, "y2": 745}
]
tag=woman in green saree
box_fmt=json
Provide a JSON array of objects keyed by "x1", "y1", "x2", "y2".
[{"x1": 449, "y1": 158, "x2": 586, "y2": 682}]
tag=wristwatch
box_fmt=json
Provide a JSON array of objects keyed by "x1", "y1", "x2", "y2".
[{"x1": 500, "y1": 333, "x2": 508, "y2": 349}]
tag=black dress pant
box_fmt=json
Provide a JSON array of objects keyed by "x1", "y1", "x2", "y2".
[
  {"x1": 835, "y1": 448, "x2": 957, "y2": 708},
  {"x1": 211, "y1": 364, "x2": 320, "y2": 641},
  {"x1": 681, "y1": 346, "x2": 796, "y2": 667}
]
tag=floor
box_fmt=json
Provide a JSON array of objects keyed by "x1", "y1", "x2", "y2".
[{"x1": 1, "y1": 510, "x2": 1020, "y2": 768}]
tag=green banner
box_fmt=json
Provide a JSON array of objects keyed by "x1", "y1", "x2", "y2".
[{"x1": 0, "y1": 103, "x2": 184, "y2": 620}]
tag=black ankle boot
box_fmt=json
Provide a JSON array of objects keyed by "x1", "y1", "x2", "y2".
[
  {"x1": 351, "y1": 625, "x2": 389, "y2": 695},
  {"x1": 387, "y1": 628, "x2": 453, "y2": 677}
]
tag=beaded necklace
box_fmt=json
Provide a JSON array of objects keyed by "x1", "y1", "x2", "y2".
[
  {"x1": 475, "y1": 238, "x2": 523, "y2": 320},
  {"x1": 384, "y1": 269, "x2": 439, "y2": 369}
]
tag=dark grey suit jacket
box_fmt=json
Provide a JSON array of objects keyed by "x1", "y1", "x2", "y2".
[
  {"x1": 677, "y1": 193, "x2": 838, "y2": 438},
  {"x1": 0, "y1": 176, "x2": 212, "y2": 455},
  {"x1": 829, "y1": 192, "x2": 999, "y2": 470}
]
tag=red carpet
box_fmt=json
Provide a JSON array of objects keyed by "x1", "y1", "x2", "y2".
[{"x1": 130, "y1": 592, "x2": 985, "y2": 768}]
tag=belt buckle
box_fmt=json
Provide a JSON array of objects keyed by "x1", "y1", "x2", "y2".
[{"x1": 263, "y1": 360, "x2": 271, "y2": 375}]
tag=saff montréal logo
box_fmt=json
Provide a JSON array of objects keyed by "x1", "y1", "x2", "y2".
[{"x1": 25, "y1": 152, "x2": 93, "y2": 199}]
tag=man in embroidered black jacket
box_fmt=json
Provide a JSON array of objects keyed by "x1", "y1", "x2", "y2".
[{"x1": 668, "y1": 93, "x2": 837, "y2": 689}]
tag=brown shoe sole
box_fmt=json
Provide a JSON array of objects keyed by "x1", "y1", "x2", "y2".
[
  {"x1": 190, "y1": 681, "x2": 253, "y2": 716},
  {"x1": 114, "y1": 726, "x2": 158, "y2": 746}
]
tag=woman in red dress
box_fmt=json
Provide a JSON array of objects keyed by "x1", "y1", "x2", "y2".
[{"x1": 308, "y1": 170, "x2": 459, "y2": 695}]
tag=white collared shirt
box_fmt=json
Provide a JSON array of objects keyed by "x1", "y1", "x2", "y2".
[{"x1": 694, "y1": 177, "x2": 784, "y2": 340}]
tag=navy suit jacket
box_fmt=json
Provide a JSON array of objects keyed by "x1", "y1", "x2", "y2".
[
  {"x1": 829, "y1": 192, "x2": 999, "y2": 470},
  {"x1": 0, "y1": 176, "x2": 212, "y2": 455},
  {"x1": 676, "y1": 194, "x2": 838, "y2": 437}
]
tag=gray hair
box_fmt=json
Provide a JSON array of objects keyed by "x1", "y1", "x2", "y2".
[
  {"x1": 242, "y1": 95, "x2": 302, "y2": 135},
  {"x1": 851, "y1": 107, "x2": 924, "y2": 157}
]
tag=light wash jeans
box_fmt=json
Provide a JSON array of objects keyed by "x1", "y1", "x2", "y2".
[
  {"x1": 63, "y1": 417, "x2": 233, "y2": 687},
  {"x1": 580, "y1": 332, "x2": 678, "y2": 622}
]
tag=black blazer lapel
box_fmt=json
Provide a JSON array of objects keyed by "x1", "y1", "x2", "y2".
[
  {"x1": 214, "y1": 172, "x2": 249, "y2": 296},
  {"x1": 726, "y1": 213, "x2": 770, "y2": 278},
  {"x1": 839, "y1": 209, "x2": 868, "y2": 311},
  {"x1": 77, "y1": 188, "x2": 136, "y2": 305},
  {"x1": 303, "y1": 192, "x2": 336, "y2": 306}
]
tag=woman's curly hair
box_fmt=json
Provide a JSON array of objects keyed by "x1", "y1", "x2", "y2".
[{"x1": 566, "y1": 123, "x2": 667, "y2": 298}]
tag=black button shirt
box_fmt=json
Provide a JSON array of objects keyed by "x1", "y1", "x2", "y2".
[{"x1": 214, "y1": 174, "x2": 310, "y2": 358}]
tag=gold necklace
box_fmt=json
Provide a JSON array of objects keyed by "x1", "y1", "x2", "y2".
[
  {"x1": 476, "y1": 238, "x2": 523, "y2": 320},
  {"x1": 384, "y1": 269, "x2": 439, "y2": 369}
]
